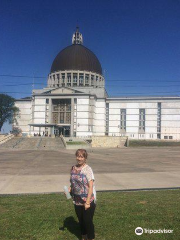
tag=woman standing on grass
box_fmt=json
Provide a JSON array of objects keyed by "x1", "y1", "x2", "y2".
[{"x1": 69, "y1": 149, "x2": 96, "y2": 240}]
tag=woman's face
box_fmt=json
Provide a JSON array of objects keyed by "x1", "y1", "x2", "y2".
[{"x1": 76, "y1": 155, "x2": 86, "y2": 166}]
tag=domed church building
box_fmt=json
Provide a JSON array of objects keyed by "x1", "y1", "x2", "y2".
[{"x1": 15, "y1": 27, "x2": 180, "y2": 140}]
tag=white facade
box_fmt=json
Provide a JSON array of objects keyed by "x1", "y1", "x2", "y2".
[
  {"x1": 106, "y1": 97, "x2": 180, "y2": 140},
  {"x1": 14, "y1": 89, "x2": 180, "y2": 140}
]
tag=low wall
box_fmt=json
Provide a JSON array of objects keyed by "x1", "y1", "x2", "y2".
[
  {"x1": 91, "y1": 136, "x2": 128, "y2": 148},
  {"x1": 61, "y1": 136, "x2": 91, "y2": 149}
]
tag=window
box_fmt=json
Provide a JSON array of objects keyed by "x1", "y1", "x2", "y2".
[
  {"x1": 85, "y1": 74, "x2": 89, "y2": 86},
  {"x1": 73, "y1": 73, "x2": 77, "y2": 86},
  {"x1": 53, "y1": 105, "x2": 58, "y2": 111},
  {"x1": 61, "y1": 73, "x2": 65, "y2": 84},
  {"x1": 91, "y1": 75, "x2": 94, "y2": 85},
  {"x1": 105, "y1": 103, "x2": 109, "y2": 135},
  {"x1": 157, "y1": 103, "x2": 161, "y2": 134},
  {"x1": 157, "y1": 133, "x2": 161, "y2": 139},
  {"x1": 52, "y1": 99, "x2": 71, "y2": 124},
  {"x1": 89, "y1": 125, "x2": 93, "y2": 132},
  {"x1": 46, "y1": 99, "x2": 49, "y2": 104},
  {"x1": 60, "y1": 113, "x2": 64, "y2": 123},
  {"x1": 67, "y1": 73, "x2": 71, "y2": 86},
  {"x1": 164, "y1": 136, "x2": 168, "y2": 139},
  {"x1": 139, "y1": 109, "x2": 145, "y2": 132},
  {"x1": 120, "y1": 109, "x2": 126, "y2": 132},
  {"x1": 79, "y1": 74, "x2": 84, "y2": 86},
  {"x1": 52, "y1": 112, "x2": 58, "y2": 124},
  {"x1": 66, "y1": 112, "x2": 71, "y2": 123},
  {"x1": 169, "y1": 136, "x2": 173, "y2": 139}
]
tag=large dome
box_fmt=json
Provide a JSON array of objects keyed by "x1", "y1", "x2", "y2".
[{"x1": 50, "y1": 44, "x2": 102, "y2": 75}]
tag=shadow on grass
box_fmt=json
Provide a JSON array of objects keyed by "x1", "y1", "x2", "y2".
[{"x1": 59, "y1": 216, "x2": 81, "y2": 239}]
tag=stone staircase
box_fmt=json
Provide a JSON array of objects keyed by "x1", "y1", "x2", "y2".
[
  {"x1": 38, "y1": 137, "x2": 64, "y2": 150},
  {"x1": 0, "y1": 137, "x2": 24, "y2": 149},
  {"x1": 0, "y1": 137, "x2": 64, "y2": 150},
  {"x1": 0, "y1": 134, "x2": 14, "y2": 145}
]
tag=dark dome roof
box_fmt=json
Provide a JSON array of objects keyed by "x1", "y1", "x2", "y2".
[{"x1": 50, "y1": 44, "x2": 102, "y2": 75}]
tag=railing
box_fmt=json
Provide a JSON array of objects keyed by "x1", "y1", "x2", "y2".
[{"x1": 60, "y1": 136, "x2": 67, "y2": 148}]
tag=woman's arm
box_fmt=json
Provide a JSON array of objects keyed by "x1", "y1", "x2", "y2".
[{"x1": 84, "y1": 180, "x2": 93, "y2": 210}]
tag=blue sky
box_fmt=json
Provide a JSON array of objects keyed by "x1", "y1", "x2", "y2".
[{"x1": 0, "y1": 0, "x2": 180, "y2": 132}]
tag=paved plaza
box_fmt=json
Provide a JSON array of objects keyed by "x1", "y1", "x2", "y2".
[{"x1": 0, "y1": 147, "x2": 180, "y2": 194}]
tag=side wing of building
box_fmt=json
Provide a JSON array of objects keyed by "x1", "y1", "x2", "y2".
[{"x1": 106, "y1": 96, "x2": 180, "y2": 140}]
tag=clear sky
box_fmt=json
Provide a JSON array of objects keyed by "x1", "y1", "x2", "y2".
[{"x1": 0, "y1": 0, "x2": 180, "y2": 132}]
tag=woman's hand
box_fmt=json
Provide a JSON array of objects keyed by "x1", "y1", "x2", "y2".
[
  {"x1": 84, "y1": 202, "x2": 90, "y2": 210},
  {"x1": 64, "y1": 186, "x2": 71, "y2": 196}
]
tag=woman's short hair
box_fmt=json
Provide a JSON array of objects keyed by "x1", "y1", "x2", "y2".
[{"x1": 75, "y1": 149, "x2": 88, "y2": 159}]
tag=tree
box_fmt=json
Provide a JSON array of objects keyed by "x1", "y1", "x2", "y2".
[
  {"x1": 12, "y1": 127, "x2": 22, "y2": 136},
  {"x1": 0, "y1": 94, "x2": 19, "y2": 133}
]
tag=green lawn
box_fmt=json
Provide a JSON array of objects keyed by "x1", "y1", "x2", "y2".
[
  {"x1": 129, "y1": 140, "x2": 180, "y2": 147},
  {"x1": 0, "y1": 190, "x2": 180, "y2": 240}
]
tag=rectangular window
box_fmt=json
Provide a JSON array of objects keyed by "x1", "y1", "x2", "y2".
[
  {"x1": 52, "y1": 112, "x2": 58, "y2": 124},
  {"x1": 66, "y1": 112, "x2": 71, "y2": 123},
  {"x1": 61, "y1": 73, "x2": 65, "y2": 83},
  {"x1": 164, "y1": 136, "x2": 168, "y2": 139},
  {"x1": 157, "y1": 103, "x2": 161, "y2": 134},
  {"x1": 73, "y1": 73, "x2": 77, "y2": 86},
  {"x1": 67, "y1": 73, "x2": 71, "y2": 86},
  {"x1": 88, "y1": 125, "x2": 93, "y2": 132},
  {"x1": 120, "y1": 109, "x2": 126, "y2": 132},
  {"x1": 85, "y1": 74, "x2": 89, "y2": 86},
  {"x1": 105, "y1": 103, "x2": 109, "y2": 135},
  {"x1": 60, "y1": 113, "x2": 64, "y2": 123},
  {"x1": 53, "y1": 105, "x2": 58, "y2": 111},
  {"x1": 139, "y1": 109, "x2": 145, "y2": 132},
  {"x1": 157, "y1": 133, "x2": 161, "y2": 139},
  {"x1": 52, "y1": 99, "x2": 71, "y2": 124},
  {"x1": 91, "y1": 75, "x2": 94, "y2": 85},
  {"x1": 79, "y1": 73, "x2": 84, "y2": 86}
]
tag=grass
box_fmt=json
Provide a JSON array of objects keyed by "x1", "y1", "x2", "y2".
[
  {"x1": 66, "y1": 141, "x2": 87, "y2": 145},
  {"x1": 129, "y1": 140, "x2": 180, "y2": 147},
  {"x1": 0, "y1": 190, "x2": 180, "y2": 240}
]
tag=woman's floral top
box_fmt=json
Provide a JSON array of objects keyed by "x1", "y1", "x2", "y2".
[{"x1": 70, "y1": 164, "x2": 96, "y2": 206}]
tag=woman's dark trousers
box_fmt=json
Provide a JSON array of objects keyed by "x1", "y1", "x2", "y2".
[{"x1": 74, "y1": 201, "x2": 96, "y2": 239}]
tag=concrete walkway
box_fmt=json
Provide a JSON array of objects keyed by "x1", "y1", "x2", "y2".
[{"x1": 0, "y1": 147, "x2": 180, "y2": 194}]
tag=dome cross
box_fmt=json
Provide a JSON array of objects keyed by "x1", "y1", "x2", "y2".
[{"x1": 72, "y1": 26, "x2": 83, "y2": 45}]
